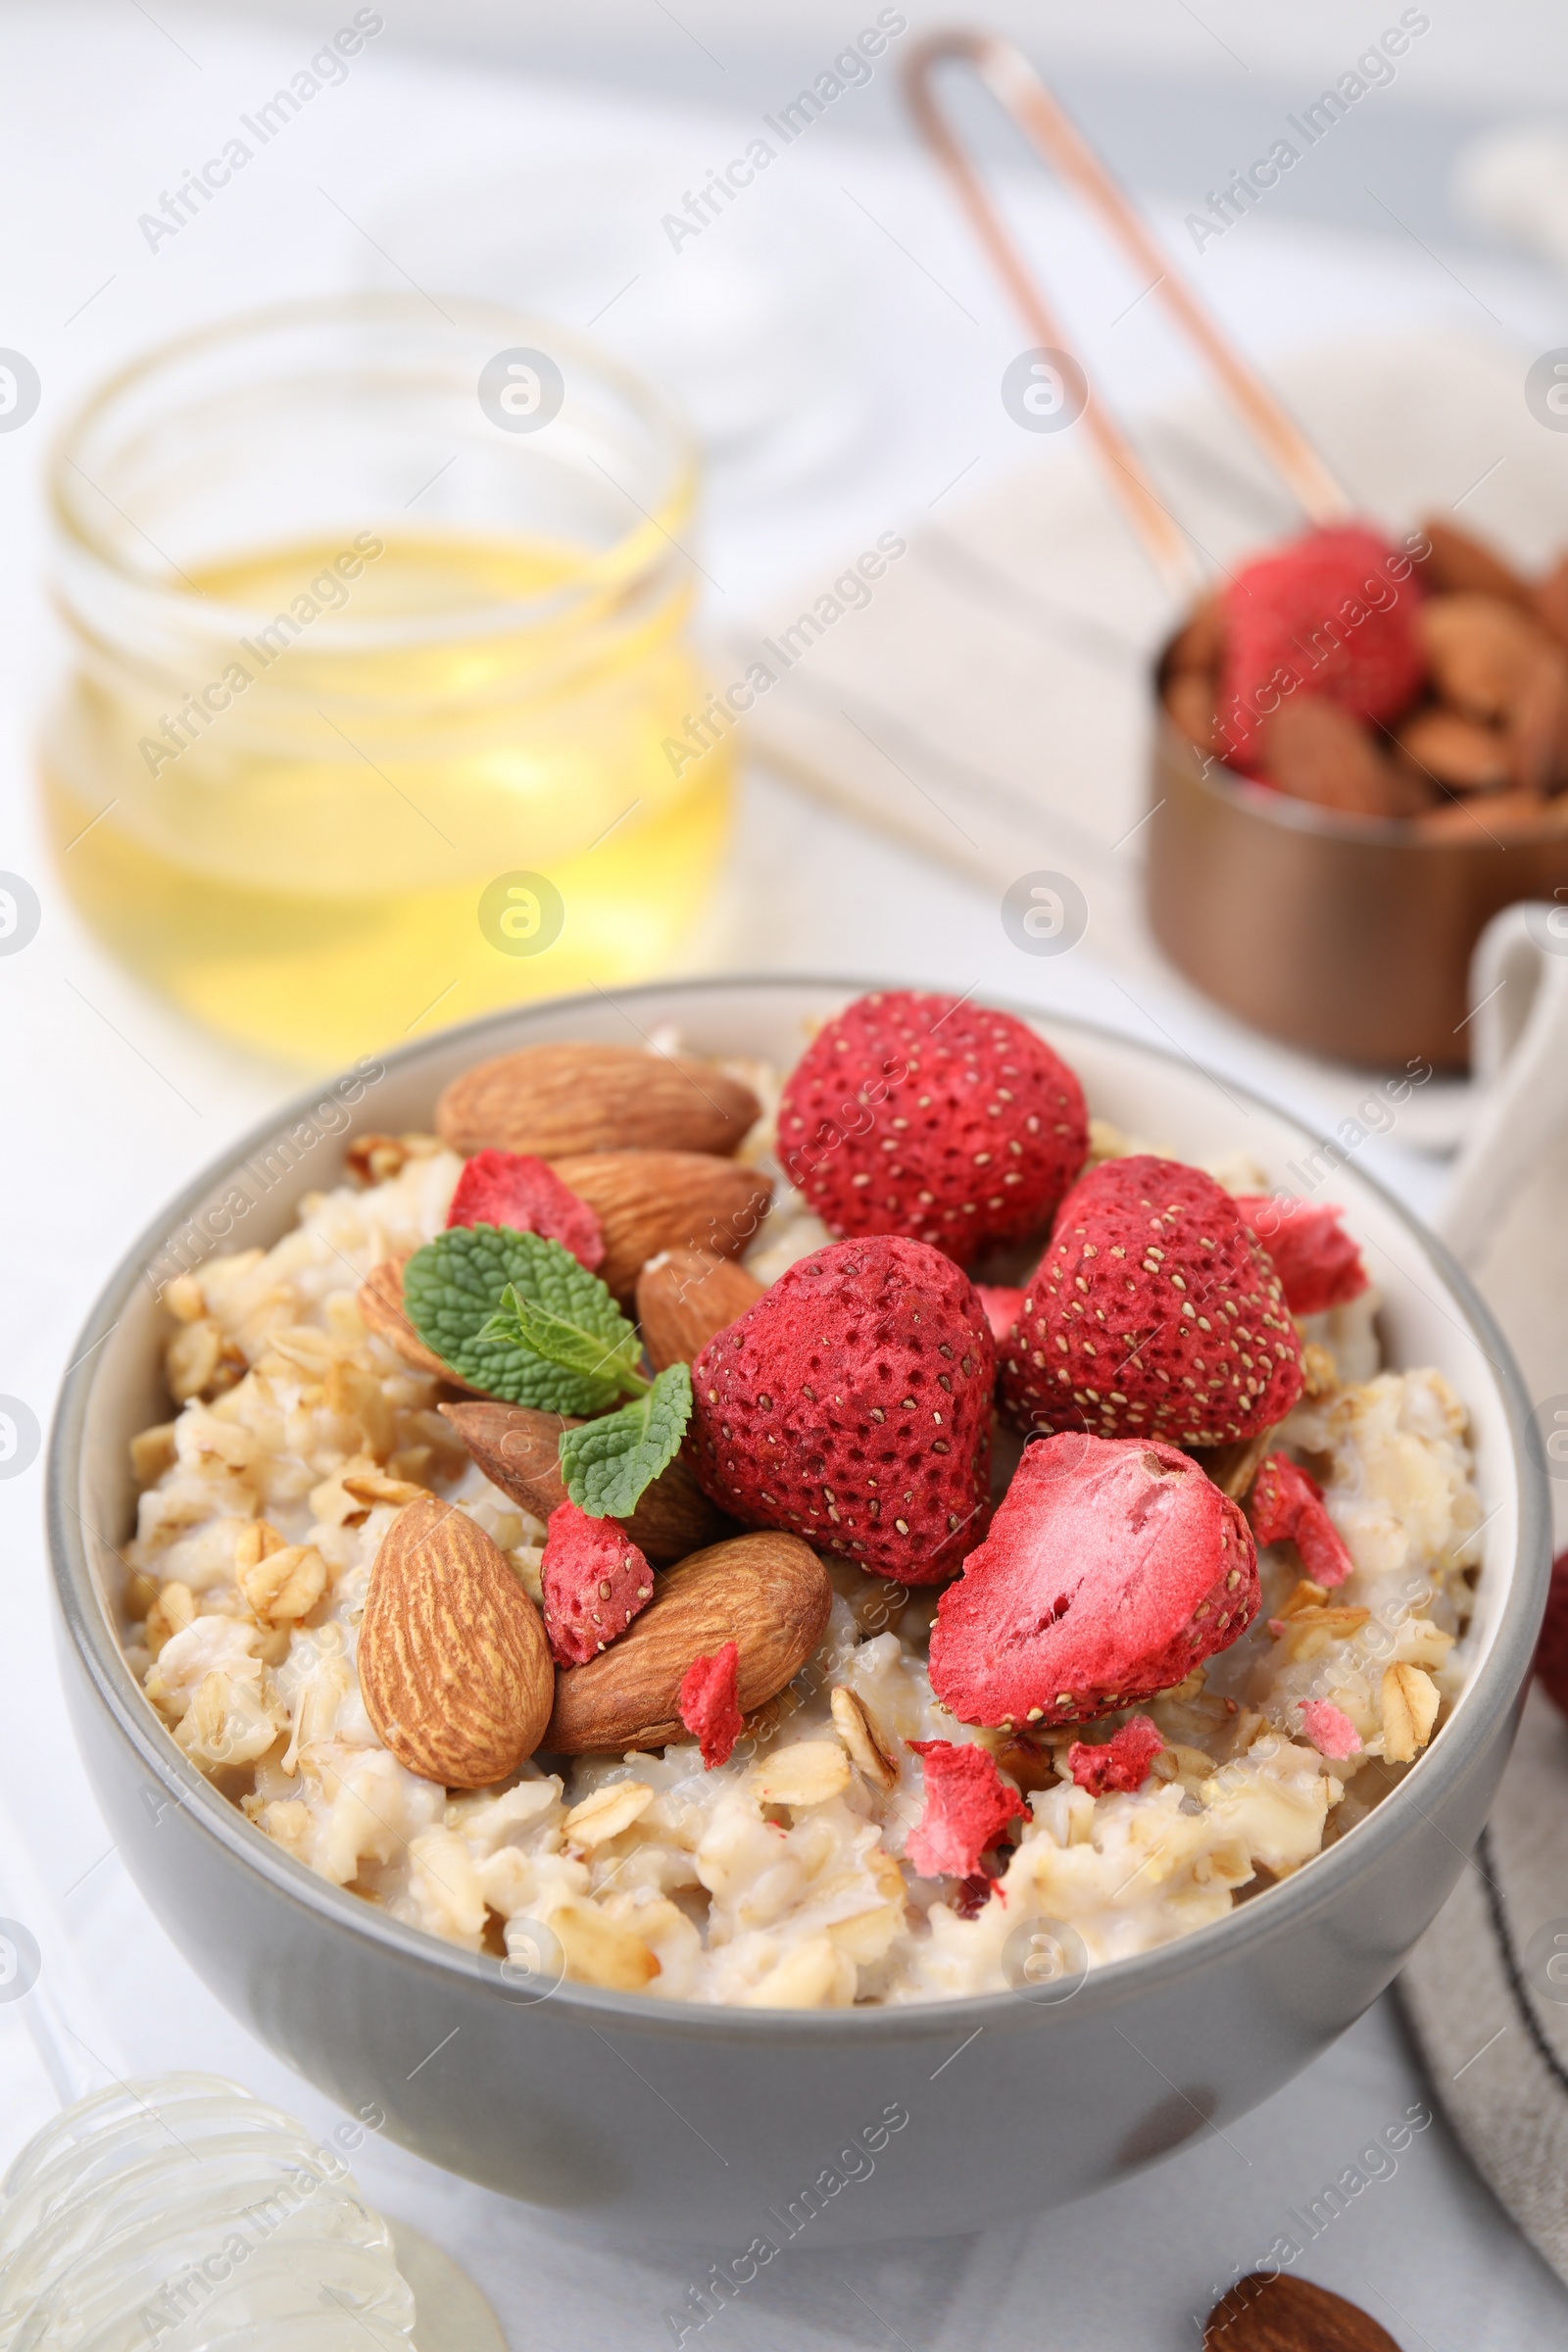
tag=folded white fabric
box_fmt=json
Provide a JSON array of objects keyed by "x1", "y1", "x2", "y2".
[{"x1": 1402, "y1": 902, "x2": 1568, "y2": 2286}]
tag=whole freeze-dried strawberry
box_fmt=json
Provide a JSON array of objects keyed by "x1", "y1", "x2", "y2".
[
  {"x1": 775, "y1": 991, "x2": 1087, "y2": 1265},
  {"x1": 1068, "y1": 1714, "x2": 1165, "y2": 1795},
  {"x1": 906, "y1": 1740, "x2": 1028, "y2": 1878},
  {"x1": 447, "y1": 1149, "x2": 604, "y2": 1271},
  {"x1": 687, "y1": 1235, "x2": 994, "y2": 1582},
  {"x1": 1215, "y1": 522, "x2": 1427, "y2": 771},
  {"x1": 929, "y1": 1434, "x2": 1258, "y2": 1730},
  {"x1": 998, "y1": 1155, "x2": 1302, "y2": 1446},
  {"x1": 1250, "y1": 1453, "x2": 1352, "y2": 1588},
  {"x1": 1234, "y1": 1195, "x2": 1368, "y2": 1316},
  {"x1": 540, "y1": 1500, "x2": 655, "y2": 1665},
  {"x1": 679, "y1": 1641, "x2": 742, "y2": 1768}
]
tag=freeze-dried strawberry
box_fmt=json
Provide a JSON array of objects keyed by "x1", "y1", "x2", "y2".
[
  {"x1": 1235, "y1": 1195, "x2": 1368, "y2": 1316},
  {"x1": 998, "y1": 1155, "x2": 1302, "y2": 1446},
  {"x1": 976, "y1": 1285, "x2": 1025, "y2": 1347},
  {"x1": 1298, "y1": 1699, "x2": 1360, "y2": 1760},
  {"x1": 906, "y1": 1740, "x2": 1028, "y2": 1878},
  {"x1": 929, "y1": 1435, "x2": 1259, "y2": 1730},
  {"x1": 447, "y1": 1149, "x2": 605, "y2": 1271},
  {"x1": 688, "y1": 1235, "x2": 995, "y2": 1582},
  {"x1": 1068, "y1": 1714, "x2": 1165, "y2": 1794},
  {"x1": 1250, "y1": 1453, "x2": 1352, "y2": 1589},
  {"x1": 679, "y1": 1640, "x2": 742, "y2": 1769},
  {"x1": 1215, "y1": 523, "x2": 1427, "y2": 771},
  {"x1": 1534, "y1": 1549, "x2": 1568, "y2": 1717},
  {"x1": 540, "y1": 1501, "x2": 655, "y2": 1666},
  {"x1": 775, "y1": 991, "x2": 1087, "y2": 1265}
]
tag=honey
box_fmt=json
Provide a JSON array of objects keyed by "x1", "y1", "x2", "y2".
[{"x1": 44, "y1": 299, "x2": 732, "y2": 1065}]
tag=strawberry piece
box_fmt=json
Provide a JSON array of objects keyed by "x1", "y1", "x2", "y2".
[
  {"x1": 679, "y1": 1640, "x2": 742, "y2": 1768},
  {"x1": 447, "y1": 1149, "x2": 605, "y2": 1271},
  {"x1": 1250, "y1": 1453, "x2": 1352, "y2": 1589},
  {"x1": 906, "y1": 1740, "x2": 1028, "y2": 1878},
  {"x1": 540, "y1": 1501, "x2": 656, "y2": 1666},
  {"x1": 1235, "y1": 1195, "x2": 1368, "y2": 1316},
  {"x1": 1215, "y1": 523, "x2": 1427, "y2": 771},
  {"x1": 929, "y1": 1434, "x2": 1259, "y2": 1730},
  {"x1": 1068, "y1": 1714, "x2": 1165, "y2": 1795},
  {"x1": 688, "y1": 1235, "x2": 995, "y2": 1583},
  {"x1": 775, "y1": 991, "x2": 1087, "y2": 1265},
  {"x1": 1298, "y1": 1699, "x2": 1360, "y2": 1760},
  {"x1": 976, "y1": 1284, "x2": 1025, "y2": 1347},
  {"x1": 1534, "y1": 1548, "x2": 1568, "y2": 1717},
  {"x1": 998, "y1": 1156, "x2": 1302, "y2": 1446}
]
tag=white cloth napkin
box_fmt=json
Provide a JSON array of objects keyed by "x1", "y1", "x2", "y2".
[{"x1": 1402, "y1": 902, "x2": 1568, "y2": 2285}]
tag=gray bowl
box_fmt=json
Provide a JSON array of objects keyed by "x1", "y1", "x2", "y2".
[{"x1": 47, "y1": 979, "x2": 1549, "y2": 2245}]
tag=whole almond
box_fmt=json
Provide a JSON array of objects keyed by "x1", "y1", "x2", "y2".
[
  {"x1": 1261, "y1": 698, "x2": 1429, "y2": 818},
  {"x1": 1204, "y1": 2271, "x2": 1397, "y2": 2351},
  {"x1": 637, "y1": 1248, "x2": 765, "y2": 1372},
  {"x1": 551, "y1": 1152, "x2": 773, "y2": 1302},
  {"x1": 359, "y1": 1497, "x2": 554, "y2": 1787},
  {"x1": 1396, "y1": 707, "x2": 1509, "y2": 792},
  {"x1": 436, "y1": 1043, "x2": 759, "y2": 1160},
  {"x1": 545, "y1": 1532, "x2": 830, "y2": 1754},
  {"x1": 1420, "y1": 516, "x2": 1534, "y2": 609},
  {"x1": 438, "y1": 1399, "x2": 731, "y2": 1565},
  {"x1": 357, "y1": 1256, "x2": 481, "y2": 1393}
]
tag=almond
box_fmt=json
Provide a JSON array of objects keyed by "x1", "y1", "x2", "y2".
[
  {"x1": 436, "y1": 1043, "x2": 759, "y2": 1160},
  {"x1": 438, "y1": 1400, "x2": 731, "y2": 1565},
  {"x1": 637, "y1": 1248, "x2": 765, "y2": 1372},
  {"x1": 357, "y1": 1255, "x2": 482, "y2": 1393},
  {"x1": 545, "y1": 1532, "x2": 831, "y2": 1755},
  {"x1": 1204, "y1": 2270, "x2": 1397, "y2": 2350},
  {"x1": 551, "y1": 1152, "x2": 773, "y2": 1303},
  {"x1": 358, "y1": 1497, "x2": 554, "y2": 1788}
]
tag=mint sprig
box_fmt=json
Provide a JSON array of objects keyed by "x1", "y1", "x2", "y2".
[
  {"x1": 560, "y1": 1363, "x2": 693, "y2": 1516},
  {"x1": 402, "y1": 1224, "x2": 692, "y2": 1514}
]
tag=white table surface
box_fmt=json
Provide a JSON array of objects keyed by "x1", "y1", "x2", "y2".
[{"x1": 4, "y1": 8, "x2": 1568, "y2": 2343}]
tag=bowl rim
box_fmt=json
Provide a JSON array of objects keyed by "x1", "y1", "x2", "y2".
[{"x1": 47, "y1": 974, "x2": 1550, "y2": 2042}]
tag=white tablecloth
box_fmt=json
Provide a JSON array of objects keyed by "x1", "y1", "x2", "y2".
[{"x1": 4, "y1": 8, "x2": 1568, "y2": 2342}]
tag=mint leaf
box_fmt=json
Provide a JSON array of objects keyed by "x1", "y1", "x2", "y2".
[
  {"x1": 560, "y1": 1363, "x2": 694, "y2": 1517},
  {"x1": 402, "y1": 1226, "x2": 626, "y2": 1412},
  {"x1": 480, "y1": 1283, "x2": 645, "y2": 1392}
]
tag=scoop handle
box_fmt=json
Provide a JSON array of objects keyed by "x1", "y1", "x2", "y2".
[{"x1": 903, "y1": 29, "x2": 1353, "y2": 591}]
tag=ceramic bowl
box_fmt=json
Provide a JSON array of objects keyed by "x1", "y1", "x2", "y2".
[{"x1": 47, "y1": 978, "x2": 1548, "y2": 2244}]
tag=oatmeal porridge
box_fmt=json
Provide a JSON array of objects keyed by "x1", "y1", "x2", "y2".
[{"x1": 120, "y1": 998, "x2": 1483, "y2": 2008}]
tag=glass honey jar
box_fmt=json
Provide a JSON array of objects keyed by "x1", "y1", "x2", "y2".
[{"x1": 43, "y1": 296, "x2": 732, "y2": 1065}]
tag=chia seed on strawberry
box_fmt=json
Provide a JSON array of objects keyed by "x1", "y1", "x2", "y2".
[
  {"x1": 998, "y1": 1155, "x2": 1303, "y2": 1446},
  {"x1": 929, "y1": 1434, "x2": 1259, "y2": 1730},
  {"x1": 1234, "y1": 1195, "x2": 1369, "y2": 1317},
  {"x1": 540, "y1": 1500, "x2": 656, "y2": 1666},
  {"x1": 775, "y1": 991, "x2": 1088, "y2": 1264},
  {"x1": 688, "y1": 1235, "x2": 995, "y2": 1582},
  {"x1": 447, "y1": 1148, "x2": 605, "y2": 1271}
]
